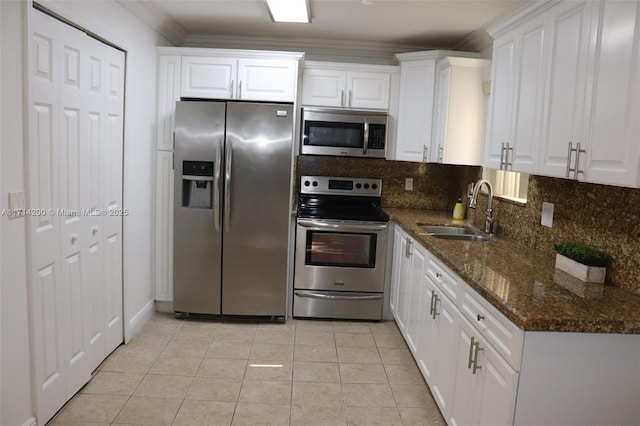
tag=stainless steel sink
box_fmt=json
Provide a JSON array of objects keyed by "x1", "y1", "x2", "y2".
[{"x1": 418, "y1": 225, "x2": 490, "y2": 242}]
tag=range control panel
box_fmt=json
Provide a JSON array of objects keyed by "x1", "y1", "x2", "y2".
[{"x1": 300, "y1": 176, "x2": 382, "y2": 197}]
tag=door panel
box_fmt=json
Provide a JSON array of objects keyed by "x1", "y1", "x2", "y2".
[{"x1": 222, "y1": 102, "x2": 293, "y2": 316}]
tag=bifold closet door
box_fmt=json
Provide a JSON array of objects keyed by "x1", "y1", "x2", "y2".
[{"x1": 29, "y1": 9, "x2": 124, "y2": 424}]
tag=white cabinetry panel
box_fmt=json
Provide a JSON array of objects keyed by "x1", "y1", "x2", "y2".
[
  {"x1": 394, "y1": 58, "x2": 436, "y2": 162},
  {"x1": 154, "y1": 151, "x2": 174, "y2": 302},
  {"x1": 301, "y1": 62, "x2": 395, "y2": 110},
  {"x1": 181, "y1": 56, "x2": 236, "y2": 99}
]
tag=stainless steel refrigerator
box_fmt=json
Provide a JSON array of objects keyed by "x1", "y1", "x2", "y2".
[{"x1": 173, "y1": 101, "x2": 294, "y2": 317}]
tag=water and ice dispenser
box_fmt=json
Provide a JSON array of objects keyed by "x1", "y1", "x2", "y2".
[{"x1": 181, "y1": 160, "x2": 214, "y2": 209}]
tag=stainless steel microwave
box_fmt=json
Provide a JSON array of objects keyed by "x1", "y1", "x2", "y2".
[{"x1": 301, "y1": 108, "x2": 388, "y2": 159}]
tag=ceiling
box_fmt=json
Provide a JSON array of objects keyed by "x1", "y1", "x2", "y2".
[{"x1": 126, "y1": 0, "x2": 528, "y2": 52}]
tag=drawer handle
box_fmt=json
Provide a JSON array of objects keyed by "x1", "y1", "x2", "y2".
[
  {"x1": 432, "y1": 294, "x2": 440, "y2": 319},
  {"x1": 435, "y1": 272, "x2": 442, "y2": 278},
  {"x1": 468, "y1": 336, "x2": 483, "y2": 374},
  {"x1": 477, "y1": 314, "x2": 485, "y2": 322}
]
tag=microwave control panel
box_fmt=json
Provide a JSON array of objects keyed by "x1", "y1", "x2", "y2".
[{"x1": 368, "y1": 124, "x2": 386, "y2": 149}]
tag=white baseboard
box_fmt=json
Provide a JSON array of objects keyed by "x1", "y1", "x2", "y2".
[
  {"x1": 22, "y1": 417, "x2": 36, "y2": 426},
  {"x1": 125, "y1": 299, "x2": 154, "y2": 343},
  {"x1": 155, "y1": 300, "x2": 173, "y2": 313}
]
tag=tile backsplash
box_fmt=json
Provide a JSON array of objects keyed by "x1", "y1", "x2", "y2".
[{"x1": 295, "y1": 155, "x2": 640, "y2": 294}]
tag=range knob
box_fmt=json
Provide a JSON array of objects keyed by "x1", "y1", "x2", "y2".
[
  {"x1": 372, "y1": 183, "x2": 378, "y2": 190},
  {"x1": 303, "y1": 180, "x2": 310, "y2": 187},
  {"x1": 312, "y1": 181, "x2": 318, "y2": 187},
  {"x1": 364, "y1": 183, "x2": 370, "y2": 189},
  {"x1": 355, "y1": 183, "x2": 362, "y2": 189}
]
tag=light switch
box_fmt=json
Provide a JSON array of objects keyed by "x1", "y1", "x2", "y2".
[
  {"x1": 541, "y1": 202, "x2": 554, "y2": 227},
  {"x1": 8, "y1": 191, "x2": 26, "y2": 219},
  {"x1": 405, "y1": 178, "x2": 413, "y2": 191}
]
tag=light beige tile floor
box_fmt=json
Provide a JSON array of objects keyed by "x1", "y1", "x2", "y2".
[{"x1": 48, "y1": 313, "x2": 445, "y2": 425}]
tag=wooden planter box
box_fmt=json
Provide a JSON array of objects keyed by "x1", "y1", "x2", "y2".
[{"x1": 555, "y1": 253, "x2": 606, "y2": 283}]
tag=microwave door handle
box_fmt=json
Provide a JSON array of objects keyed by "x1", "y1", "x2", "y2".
[{"x1": 363, "y1": 118, "x2": 369, "y2": 155}]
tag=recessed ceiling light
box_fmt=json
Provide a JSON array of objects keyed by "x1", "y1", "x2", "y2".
[
  {"x1": 266, "y1": 0, "x2": 311, "y2": 23},
  {"x1": 361, "y1": 0, "x2": 373, "y2": 4}
]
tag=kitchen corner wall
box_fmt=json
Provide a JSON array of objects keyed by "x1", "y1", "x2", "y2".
[{"x1": 468, "y1": 175, "x2": 640, "y2": 295}]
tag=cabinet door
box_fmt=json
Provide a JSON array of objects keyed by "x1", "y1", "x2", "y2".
[
  {"x1": 432, "y1": 58, "x2": 488, "y2": 166},
  {"x1": 157, "y1": 55, "x2": 181, "y2": 151},
  {"x1": 416, "y1": 274, "x2": 438, "y2": 382},
  {"x1": 180, "y1": 56, "x2": 236, "y2": 99},
  {"x1": 430, "y1": 64, "x2": 451, "y2": 163},
  {"x1": 429, "y1": 287, "x2": 458, "y2": 418},
  {"x1": 474, "y1": 339, "x2": 519, "y2": 426},
  {"x1": 237, "y1": 58, "x2": 297, "y2": 102},
  {"x1": 405, "y1": 241, "x2": 426, "y2": 355},
  {"x1": 154, "y1": 151, "x2": 174, "y2": 302},
  {"x1": 394, "y1": 59, "x2": 436, "y2": 162},
  {"x1": 301, "y1": 67, "x2": 346, "y2": 107},
  {"x1": 539, "y1": 1, "x2": 594, "y2": 178},
  {"x1": 581, "y1": 1, "x2": 640, "y2": 187},
  {"x1": 449, "y1": 316, "x2": 479, "y2": 426},
  {"x1": 485, "y1": 36, "x2": 517, "y2": 170},
  {"x1": 389, "y1": 225, "x2": 404, "y2": 316},
  {"x1": 394, "y1": 234, "x2": 411, "y2": 334},
  {"x1": 346, "y1": 70, "x2": 391, "y2": 109},
  {"x1": 511, "y1": 15, "x2": 548, "y2": 173}
]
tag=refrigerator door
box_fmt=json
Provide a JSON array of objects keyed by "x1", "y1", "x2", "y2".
[
  {"x1": 222, "y1": 102, "x2": 294, "y2": 315},
  {"x1": 173, "y1": 101, "x2": 225, "y2": 314}
]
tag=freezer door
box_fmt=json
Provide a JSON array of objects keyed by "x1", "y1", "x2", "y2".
[
  {"x1": 173, "y1": 101, "x2": 225, "y2": 314},
  {"x1": 222, "y1": 102, "x2": 294, "y2": 316}
]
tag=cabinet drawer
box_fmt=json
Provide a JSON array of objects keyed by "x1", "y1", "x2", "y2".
[
  {"x1": 426, "y1": 257, "x2": 460, "y2": 303},
  {"x1": 461, "y1": 287, "x2": 524, "y2": 370}
]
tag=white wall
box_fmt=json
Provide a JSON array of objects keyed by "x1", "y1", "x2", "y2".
[
  {"x1": 0, "y1": 1, "x2": 171, "y2": 424},
  {"x1": 1, "y1": 2, "x2": 35, "y2": 425}
]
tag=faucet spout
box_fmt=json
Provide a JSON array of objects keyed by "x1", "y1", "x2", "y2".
[{"x1": 469, "y1": 179, "x2": 494, "y2": 234}]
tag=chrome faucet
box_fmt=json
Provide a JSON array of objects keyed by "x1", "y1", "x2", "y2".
[{"x1": 469, "y1": 179, "x2": 494, "y2": 234}]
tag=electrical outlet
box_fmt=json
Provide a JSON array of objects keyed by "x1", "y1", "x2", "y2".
[
  {"x1": 541, "y1": 202, "x2": 554, "y2": 227},
  {"x1": 405, "y1": 178, "x2": 413, "y2": 191}
]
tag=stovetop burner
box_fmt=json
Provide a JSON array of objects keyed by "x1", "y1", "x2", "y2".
[{"x1": 297, "y1": 176, "x2": 389, "y2": 222}]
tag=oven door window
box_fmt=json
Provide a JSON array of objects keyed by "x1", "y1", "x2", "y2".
[
  {"x1": 304, "y1": 121, "x2": 364, "y2": 148},
  {"x1": 306, "y1": 231, "x2": 376, "y2": 268}
]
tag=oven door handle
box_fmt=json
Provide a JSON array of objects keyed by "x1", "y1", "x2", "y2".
[
  {"x1": 297, "y1": 219, "x2": 387, "y2": 232},
  {"x1": 295, "y1": 291, "x2": 383, "y2": 301}
]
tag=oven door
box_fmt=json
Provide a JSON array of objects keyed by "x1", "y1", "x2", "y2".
[{"x1": 294, "y1": 219, "x2": 388, "y2": 293}]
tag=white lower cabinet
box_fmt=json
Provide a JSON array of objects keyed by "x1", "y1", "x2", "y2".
[
  {"x1": 449, "y1": 314, "x2": 518, "y2": 426},
  {"x1": 393, "y1": 228, "x2": 515, "y2": 423},
  {"x1": 390, "y1": 223, "x2": 640, "y2": 425}
]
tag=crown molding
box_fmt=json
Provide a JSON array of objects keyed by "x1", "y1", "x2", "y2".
[
  {"x1": 452, "y1": 29, "x2": 494, "y2": 56},
  {"x1": 182, "y1": 34, "x2": 442, "y2": 65},
  {"x1": 117, "y1": 0, "x2": 187, "y2": 46}
]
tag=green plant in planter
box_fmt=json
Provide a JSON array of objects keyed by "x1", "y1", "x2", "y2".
[{"x1": 553, "y1": 241, "x2": 612, "y2": 268}]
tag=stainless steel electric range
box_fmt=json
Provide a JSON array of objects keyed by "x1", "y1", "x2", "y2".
[{"x1": 293, "y1": 176, "x2": 389, "y2": 320}]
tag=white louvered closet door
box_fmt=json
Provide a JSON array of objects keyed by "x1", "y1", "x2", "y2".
[{"x1": 29, "y1": 9, "x2": 124, "y2": 424}]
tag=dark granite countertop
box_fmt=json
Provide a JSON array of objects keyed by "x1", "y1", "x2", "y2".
[{"x1": 385, "y1": 208, "x2": 640, "y2": 334}]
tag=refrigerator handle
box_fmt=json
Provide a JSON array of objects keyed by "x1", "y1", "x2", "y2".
[
  {"x1": 214, "y1": 141, "x2": 222, "y2": 232},
  {"x1": 224, "y1": 140, "x2": 233, "y2": 232}
]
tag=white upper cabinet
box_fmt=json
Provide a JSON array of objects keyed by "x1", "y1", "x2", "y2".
[
  {"x1": 301, "y1": 61, "x2": 396, "y2": 110},
  {"x1": 488, "y1": 0, "x2": 640, "y2": 188},
  {"x1": 579, "y1": 1, "x2": 640, "y2": 187},
  {"x1": 181, "y1": 56, "x2": 298, "y2": 102},
  {"x1": 486, "y1": 11, "x2": 548, "y2": 173},
  {"x1": 431, "y1": 57, "x2": 490, "y2": 165},
  {"x1": 392, "y1": 51, "x2": 486, "y2": 163},
  {"x1": 394, "y1": 56, "x2": 436, "y2": 162},
  {"x1": 539, "y1": 1, "x2": 595, "y2": 178}
]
